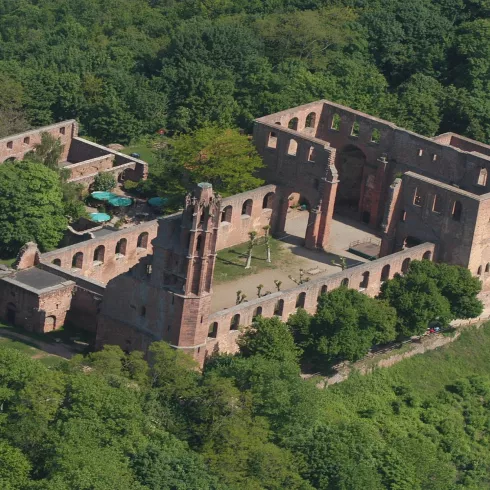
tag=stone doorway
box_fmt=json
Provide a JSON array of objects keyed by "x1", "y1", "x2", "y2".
[{"x1": 335, "y1": 144, "x2": 366, "y2": 214}]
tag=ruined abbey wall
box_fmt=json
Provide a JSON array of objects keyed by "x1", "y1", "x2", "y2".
[
  {"x1": 0, "y1": 121, "x2": 77, "y2": 163},
  {"x1": 41, "y1": 221, "x2": 158, "y2": 284},
  {"x1": 204, "y1": 243, "x2": 435, "y2": 358}
]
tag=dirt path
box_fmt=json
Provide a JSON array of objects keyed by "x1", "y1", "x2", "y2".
[{"x1": 0, "y1": 330, "x2": 75, "y2": 359}]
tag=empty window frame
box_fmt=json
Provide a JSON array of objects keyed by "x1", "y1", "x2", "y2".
[
  {"x1": 432, "y1": 194, "x2": 443, "y2": 213},
  {"x1": 413, "y1": 188, "x2": 423, "y2": 207}
]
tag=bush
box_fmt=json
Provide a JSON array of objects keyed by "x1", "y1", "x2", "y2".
[{"x1": 93, "y1": 173, "x2": 116, "y2": 192}]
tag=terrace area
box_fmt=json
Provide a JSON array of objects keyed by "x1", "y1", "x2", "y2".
[{"x1": 211, "y1": 208, "x2": 381, "y2": 312}]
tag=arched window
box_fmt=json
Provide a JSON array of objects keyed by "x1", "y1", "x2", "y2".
[
  {"x1": 274, "y1": 299, "x2": 284, "y2": 317},
  {"x1": 267, "y1": 131, "x2": 277, "y2": 149},
  {"x1": 359, "y1": 271, "x2": 369, "y2": 289},
  {"x1": 115, "y1": 238, "x2": 127, "y2": 256},
  {"x1": 93, "y1": 245, "x2": 105, "y2": 264},
  {"x1": 341, "y1": 278, "x2": 349, "y2": 287},
  {"x1": 221, "y1": 205, "x2": 233, "y2": 223},
  {"x1": 305, "y1": 112, "x2": 316, "y2": 128},
  {"x1": 351, "y1": 121, "x2": 360, "y2": 137},
  {"x1": 452, "y1": 201, "x2": 462, "y2": 221},
  {"x1": 52, "y1": 259, "x2": 61, "y2": 267},
  {"x1": 208, "y1": 322, "x2": 218, "y2": 338},
  {"x1": 241, "y1": 199, "x2": 253, "y2": 216},
  {"x1": 477, "y1": 265, "x2": 482, "y2": 275},
  {"x1": 296, "y1": 292, "x2": 306, "y2": 308},
  {"x1": 287, "y1": 139, "x2": 298, "y2": 156},
  {"x1": 432, "y1": 194, "x2": 443, "y2": 213},
  {"x1": 262, "y1": 192, "x2": 274, "y2": 209},
  {"x1": 381, "y1": 264, "x2": 390, "y2": 282},
  {"x1": 478, "y1": 168, "x2": 487, "y2": 186},
  {"x1": 423, "y1": 251, "x2": 432, "y2": 261},
  {"x1": 308, "y1": 146, "x2": 316, "y2": 162},
  {"x1": 253, "y1": 306, "x2": 262, "y2": 318},
  {"x1": 486, "y1": 263, "x2": 490, "y2": 273},
  {"x1": 72, "y1": 252, "x2": 83, "y2": 269},
  {"x1": 230, "y1": 314, "x2": 240, "y2": 331},
  {"x1": 402, "y1": 258, "x2": 411, "y2": 274},
  {"x1": 331, "y1": 114, "x2": 341, "y2": 131},
  {"x1": 320, "y1": 285, "x2": 328, "y2": 295},
  {"x1": 137, "y1": 232, "x2": 149, "y2": 249},
  {"x1": 45, "y1": 315, "x2": 56, "y2": 332},
  {"x1": 288, "y1": 117, "x2": 298, "y2": 130}
]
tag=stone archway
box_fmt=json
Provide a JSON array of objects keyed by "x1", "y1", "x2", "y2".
[{"x1": 335, "y1": 144, "x2": 366, "y2": 213}]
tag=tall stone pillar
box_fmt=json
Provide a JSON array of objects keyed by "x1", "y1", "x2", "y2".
[
  {"x1": 274, "y1": 195, "x2": 290, "y2": 235},
  {"x1": 369, "y1": 155, "x2": 388, "y2": 227},
  {"x1": 305, "y1": 163, "x2": 339, "y2": 250}
]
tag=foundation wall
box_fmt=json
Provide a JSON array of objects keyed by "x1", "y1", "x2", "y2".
[{"x1": 204, "y1": 243, "x2": 435, "y2": 359}]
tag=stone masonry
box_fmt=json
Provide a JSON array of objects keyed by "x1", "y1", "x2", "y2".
[{"x1": 1, "y1": 101, "x2": 490, "y2": 364}]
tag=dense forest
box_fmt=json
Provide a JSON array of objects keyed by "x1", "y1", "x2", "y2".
[
  {"x1": 0, "y1": 0, "x2": 489, "y2": 144},
  {"x1": 0, "y1": 260, "x2": 486, "y2": 489},
  {"x1": 2, "y1": 320, "x2": 490, "y2": 489}
]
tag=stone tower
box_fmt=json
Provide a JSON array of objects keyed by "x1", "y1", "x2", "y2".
[
  {"x1": 95, "y1": 183, "x2": 221, "y2": 362},
  {"x1": 151, "y1": 182, "x2": 221, "y2": 355}
]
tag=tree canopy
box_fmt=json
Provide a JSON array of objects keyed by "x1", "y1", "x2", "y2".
[{"x1": 0, "y1": 161, "x2": 67, "y2": 254}]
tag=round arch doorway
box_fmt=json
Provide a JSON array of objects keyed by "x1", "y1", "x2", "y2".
[{"x1": 335, "y1": 144, "x2": 366, "y2": 216}]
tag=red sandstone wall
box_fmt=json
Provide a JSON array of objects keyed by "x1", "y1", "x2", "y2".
[
  {"x1": 0, "y1": 279, "x2": 75, "y2": 333},
  {"x1": 40, "y1": 221, "x2": 158, "y2": 284},
  {"x1": 0, "y1": 121, "x2": 77, "y2": 163},
  {"x1": 256, "y1": 100, "x2": 490, "y2": 198},
  {"x1": 67, "y1": 154, "x2": 115, "y2": 180},
  {"x1": 216, "y1": 185, "x2": 278, "y2": 250},
  {"x1": 204, "y1": 242, "x2": 435, "y2": 358},
  {"x1": 391, "y1": 172, "x2": 479, "y2": 267},
  {"x1": 38, "y1": 286, "x2": 75, "y2": 332}
]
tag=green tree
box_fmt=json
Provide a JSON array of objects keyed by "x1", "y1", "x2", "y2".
[
  {"x1": 379, "y1": 266, "x2": 453, "y2": 337},
  {"x1": 309, "y1": 288, "x2": 397, "y2": 363},
  {"x1": 0, "y1": 161, "x2": 67, "y2": 254},
  {"x1": 403, "y1": 260, "x2": 483, "y2": 319},
  {"x1": 169, "y1": 125, "x2": 264, "y2": 196},
  {"x1": 27, "y1": 132, "x2": 64, "y2": 171},
  {"x1": 238, "y1": 316, "x2": 302, "y2": 364},
  {"x1": 92, "y1": 172, "x2": 116, "y2": 192},
  {"x1": 245, "y1": 231, "x2": 257, "y2": 269},
  {"x1": 0, "y1": 440, "x2": 31, "y2": 490}
]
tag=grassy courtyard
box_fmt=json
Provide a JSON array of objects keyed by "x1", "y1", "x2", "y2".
[{"x1": 213, "y1": 237, "x2": 285, "y2": 284}]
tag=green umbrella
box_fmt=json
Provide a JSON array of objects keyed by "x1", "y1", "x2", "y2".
[
  {"x1": 89, "y1": 212, "x2": 111, "y2": 223},
  {"x1": 108, "y1": 196, "x2": 132, "y2": 207},
  {"x1": 148, "y1": 197, "x2": 168, "y2": 207},
  {"x1": 91, "y1": 191, "x2": 116, "y2": 201}
]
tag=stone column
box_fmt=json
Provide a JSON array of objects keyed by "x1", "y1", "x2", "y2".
[
  {"x1": 369, "y1": 155, "x2": 388, "y2": 227},
  {"x1": 274, "y1": 195, "x2": 290, "y2": 235},
  {"x1": 305, "y1": 163, "x2": 339, "y2": 250}
]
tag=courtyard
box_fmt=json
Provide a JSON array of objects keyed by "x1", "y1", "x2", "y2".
[{"x1": 211, "y1": 209, "x2": 381, "y2": 312}]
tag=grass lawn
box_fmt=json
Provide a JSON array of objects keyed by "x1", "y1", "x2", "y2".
[
  {"x1": 214, "y1": 238, "x2": 284, "y2": 284},
  {"x1": 121, "y1": 142, "x2": 158, "y2": 165},
  {"x1": 0, "y1": 337, "x2": 64, "y2": 367},
  {"x1": 0, "y1": 257, "x2": 16, "y2": 267},
  {"x1": 388, "y1": 324, "x2": 490, "y2": 397}
]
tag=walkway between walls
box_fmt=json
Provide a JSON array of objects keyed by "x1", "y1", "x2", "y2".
[{"x1": 307, "y1": 307, "x2": 490, "y2": 388}]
